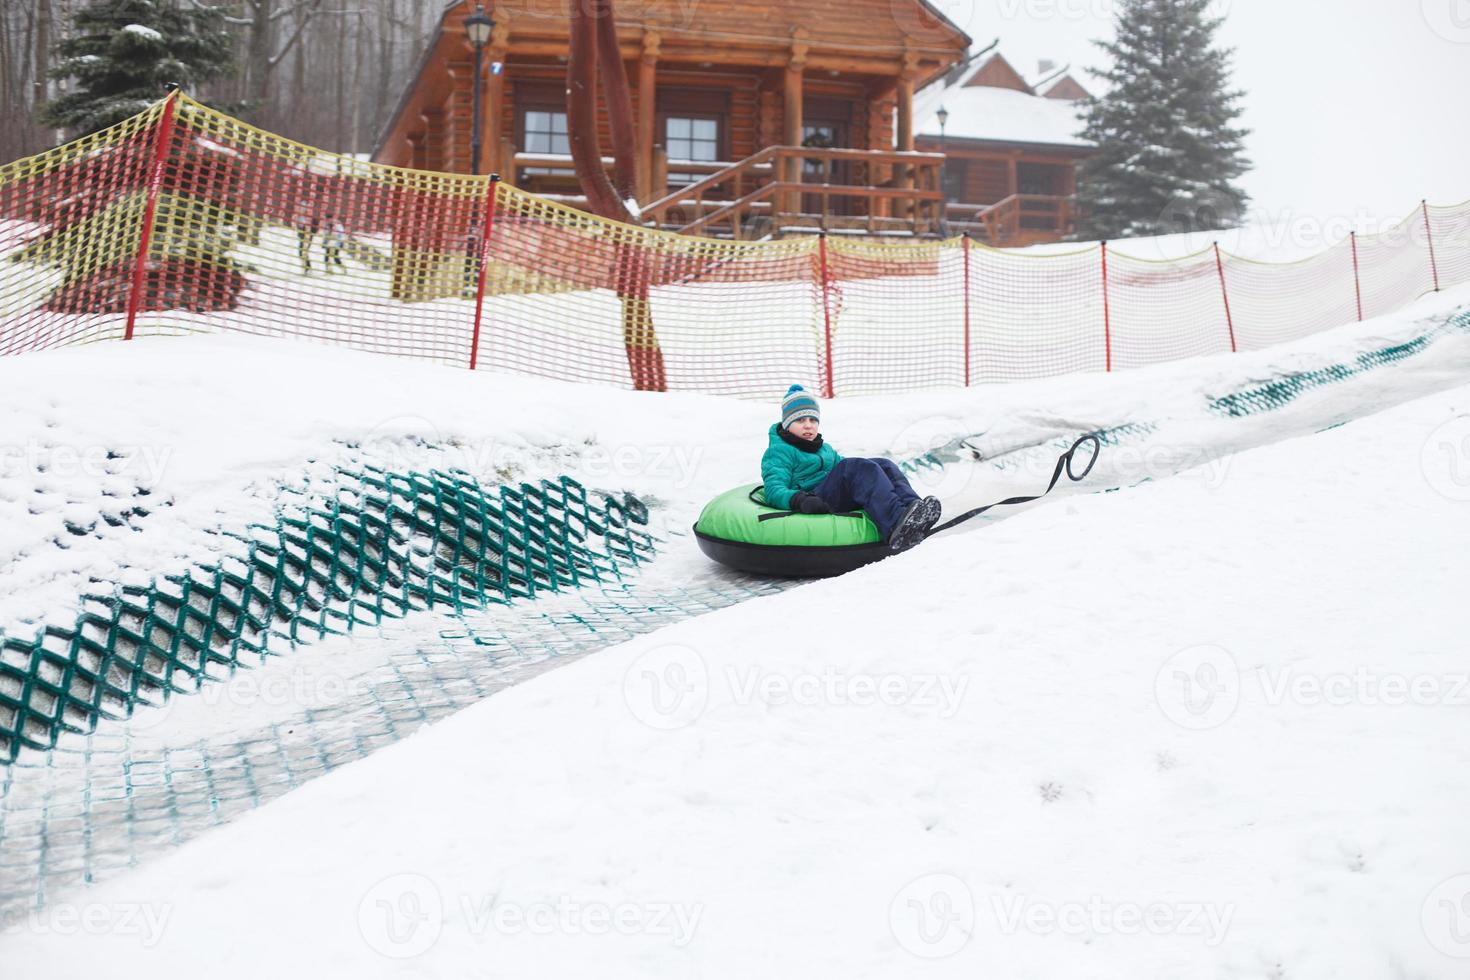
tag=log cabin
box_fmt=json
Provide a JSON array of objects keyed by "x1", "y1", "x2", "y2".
[
  {"x1": 372, "y1": 0, "x2": 976, "y2": 239},
  {"x1": 371, "y1": 2, "x2": 1092, "y2": 243},
  {"x1": 913, "y1": 51, "x2": 1096, "y2": 245}
]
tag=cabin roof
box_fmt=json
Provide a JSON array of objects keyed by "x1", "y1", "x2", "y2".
[{"x1": 915, "y1": 85, "x2": 1092, "y2": 149}]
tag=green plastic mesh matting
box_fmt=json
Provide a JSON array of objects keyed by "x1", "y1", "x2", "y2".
[
  {"x1": 0, "y1": 467, "x2": 653, "y2": 763},
  {"x1": 1210, "y1": 307, "x2": 1470, "y2": 418}
]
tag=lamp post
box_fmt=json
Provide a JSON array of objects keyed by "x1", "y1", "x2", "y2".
[
  {"x1": 464, "y1": 4, "x2": 495, "y2": 175},
  {"x1": 936, "y1": 104, "x2": 949, "y2": 234}
]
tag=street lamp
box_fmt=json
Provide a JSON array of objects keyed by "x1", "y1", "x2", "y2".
[
  {"x1": 464, "y1": 4, "x2": 495, "y2": 175},
  {"x1": 936, "y1": 105, "x2": 949, "y2": 232}
]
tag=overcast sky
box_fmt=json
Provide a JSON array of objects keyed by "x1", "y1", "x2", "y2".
[{"x1": 927, "y1": 0, "x2": 1470, "y2": 233}]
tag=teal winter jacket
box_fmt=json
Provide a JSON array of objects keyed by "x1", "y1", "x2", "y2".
[{"x1": 760, "y1": 423, "x2": 842, "y2": 509}]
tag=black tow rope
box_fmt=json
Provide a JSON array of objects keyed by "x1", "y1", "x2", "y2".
[{"x1": 926, "y1": 433, "x2": 1101, "y2": 536}]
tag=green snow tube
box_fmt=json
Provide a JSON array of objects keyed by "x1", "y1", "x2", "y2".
[{"x1": 693, "y1": 484, "x2": 889, "y2": 578}]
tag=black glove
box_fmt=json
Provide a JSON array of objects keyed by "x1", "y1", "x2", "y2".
[{"x1": 792, "y1": 492, "x2": 833, "y2": 515}]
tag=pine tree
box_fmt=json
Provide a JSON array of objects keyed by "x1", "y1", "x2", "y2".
[
  {"x1": 1074, "y1": 0, "x2": 1251, "y2": 241},
  {"x1": 39, "y1": 0, "x2": 233, "y2": 137}
]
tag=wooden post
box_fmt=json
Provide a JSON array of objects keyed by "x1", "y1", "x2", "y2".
[
  {"x1": 895, "y1": 71, "x2": 914, "y2": 221},
  {"x1": 652, "y1": 144, "x2": 668, "y2": 211},
  {"x1": 1350, "y1": 231, "x2": 1363, "y2": 322},
  {"x1": 469, "y1": 174, "x2": 500, "y2": 370},
  {"x1": 1100, "y1": 241, "x2": 1113, "y2": 372},
  {"x1": 1423, "y1": 199, "x2": 1441, "y2": 293},
  {"x1": 498, "y1": 137, "x2": 517, "y2": 184},
  {"x1": 818, "y1": 233, "x2": 835, "y2": 398},
  {"x1": 124, "y1": 91, "x2": 179, "y2": 341},
  {"x1": 1214, "y1": 242, "x2": 1237, "y2": 353},
  {"x1": 783, "y1": 36, "x2": 806, "y2": 218},
  {"x1": 962, "y1": 234, "x2": 972, "y2": 386},
  {"x1": 637, "y1": 32, "x2": 659, "y2": 202}
]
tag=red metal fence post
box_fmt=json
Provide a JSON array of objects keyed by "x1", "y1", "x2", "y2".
[
  {"x1": 818, "y1": 233, "x2": 835, "y2": 398},
  {"x1": 1100, "y1": 241, "x2": 1113, "y2": 372},
  {"x1": 469, "y1": 173, "x2": 500, "y2": 370},
  {"x1": 1350, "y1": 231, "x2": 1364, "y2": 322},
  {"x1": 962, "y1": 234, "x2": 972, "y2": 386},
  {"x1": 1423, "y1": 199, "x2": 1441, "y2": 293},
  {"x1": 1214, "y1": 242, "x2": 1237, "y2": 353},
  {"x1": 123, "y1": 91, "x2": 179, "y2": 341}
]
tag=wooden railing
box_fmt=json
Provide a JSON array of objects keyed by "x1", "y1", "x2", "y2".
[
  {"x1": 947, "y1": 194, "x2": 1076, "y2": 245},
  {"x1": 640, "y1": 146, "x2": 946, "y2": 240},
  {"x1": 499, "y1": 141, "x2": 990, "y2": 241}
]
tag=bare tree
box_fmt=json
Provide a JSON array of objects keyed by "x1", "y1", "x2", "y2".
[{"x1": 566, "y1": 0, "x2": 665, "y2": 391}]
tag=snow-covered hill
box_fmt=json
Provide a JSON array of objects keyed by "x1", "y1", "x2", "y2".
[{"x1": 1, "y1": 284, "x2": 1468, "y2": 978}]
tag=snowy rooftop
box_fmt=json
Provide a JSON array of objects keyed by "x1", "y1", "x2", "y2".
[{"x1": 916, "y1": 86, "x2": 1093, "y2": 149}]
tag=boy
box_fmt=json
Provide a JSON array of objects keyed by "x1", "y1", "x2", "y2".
[{"x1": 761, "y1": 384, "x2": 942, "y2": 552}]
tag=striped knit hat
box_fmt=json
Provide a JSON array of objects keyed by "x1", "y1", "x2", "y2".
[{"x1": 780, "y1": 384, "x2": 820, "y2": 430}]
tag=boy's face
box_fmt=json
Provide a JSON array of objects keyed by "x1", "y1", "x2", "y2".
[{"x1": 787, "y1": 417, "x2": 820, "y2": 441}]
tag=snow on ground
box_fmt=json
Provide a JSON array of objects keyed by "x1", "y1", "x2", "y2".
[
  {"x1": 0, "y1": 276, "x2": 1466, "y2": 974},
  {"x1": 2, "y1": 299, "x2": 1468, "y2": 978}
]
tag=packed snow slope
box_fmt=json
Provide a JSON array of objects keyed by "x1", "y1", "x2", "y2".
[{"x1": 0, "y1": 286, "x2": 1468, "y2": 978}]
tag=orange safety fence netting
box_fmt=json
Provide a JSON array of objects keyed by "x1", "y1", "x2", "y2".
[{"x1": 1, "y1": 94, "x2": 1466, "y2": 400}]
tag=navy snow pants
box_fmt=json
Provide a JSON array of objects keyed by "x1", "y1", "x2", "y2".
[{"x1": 810, "y1": 458, "x2": 920, "y2": 540}]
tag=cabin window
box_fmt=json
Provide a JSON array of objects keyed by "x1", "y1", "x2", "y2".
[
  {"x1": 519, "y1": 108, "x2": 574, "y2": 177},
  {"x1": 1017, "y1": 162, "x2": 1069, "y2": 197},
  {"x1": 665, "y1": 116, "x2": 721, "y2": 185},
  {"x1": 941, "y1": 159, "x2": 969, "y2": 204},
  {"x1": 523, "y1": 110, "x2": 568, "y2": 155}
]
